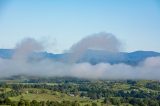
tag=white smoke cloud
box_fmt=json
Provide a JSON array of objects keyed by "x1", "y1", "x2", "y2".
[
  {"x1": 70, "y1": 59, "x2": 160, "y2": 80},
  {"x1": 69, "y1": 32, "x2": 121, "y2": 62},
  {"x1": 71, "y1": 32, "x2": 121, "y2": 52},
  {"x1": 0, "y1": 38, "x2": 43, "y2": 77},
  {"x1": 0, "y1": 33, "x2": 160, "y2": 80},
  {"x1": 13, "y1": 38, "x2": 43, "y2": 60}
]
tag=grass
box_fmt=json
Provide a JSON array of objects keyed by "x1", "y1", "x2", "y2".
[
  {"x1": 0, "y1": 105, "x2": 10, "y2": 106},
  {"x1": 8, "y1": 88, "x2": 104, "y2": 106},
  {"x1": 9, "y1": 88, "x2": 90, "y2": 102},
  {"x1": 9, "y1": 93, "x2": 103, "y2": 106},
  {"x1": 4, "y1": 80, "x2": 159, "y2": 106},
  {"x1": 111, "y1": 83, "x2": 130, "y2": 91},
  {"x1": 0, "y1": 88, "x2": 12, "y2": 94}
]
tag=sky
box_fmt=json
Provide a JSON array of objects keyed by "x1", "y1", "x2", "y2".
[{"x1": 0, "y1": 0, "x2": 160, "y2": 53}]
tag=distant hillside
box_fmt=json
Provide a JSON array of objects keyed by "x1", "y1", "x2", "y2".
[
  {"x1": 0, "y1": 49, "x2": 14, "y2": 59},
  {"x1": 0, "y1": 49, "x2": 160, "y2": 65},
  {"x1": 79, "y1": 50, "x2": 160, "y2": 65}
]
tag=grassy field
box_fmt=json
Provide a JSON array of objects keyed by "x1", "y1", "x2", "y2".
[
  {"x1": 8, "y1": 88, "x2": 131, "y2": 106},
  {"x1": 0, "y1": 88, "x2": 12, "y2": 94},
  {"x1": 0, "y1": 77, "x2": 160, "y2": 106},
  {"x1": 10, "y1": 88, "x2": 86, "y2": 101},
  {"x1": 0, "y1": 105, "x2": 10, "y2": 106},
  {"x1": 8, "y1": 88, "x2": 103, "y2": 106},
  {"x1": 10, "y1": 93, "x2": 89, "y2": 102}
]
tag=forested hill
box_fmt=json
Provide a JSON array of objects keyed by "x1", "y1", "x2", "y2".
[{"x1": 0, "y1": 49, "x2": 160, "y2": 65}]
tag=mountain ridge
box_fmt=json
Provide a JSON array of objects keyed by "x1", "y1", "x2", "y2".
[{"x1": 0, "y1": 49, "x2": 160, "y2": 65}]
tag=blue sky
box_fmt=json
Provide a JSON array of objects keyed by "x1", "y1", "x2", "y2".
[{"x1": 0, "y1": 0, "x2": 160, "y2": 53}]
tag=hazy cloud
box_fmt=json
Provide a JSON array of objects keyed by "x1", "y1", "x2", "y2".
[
  {"x1": 69, "y1": 32, "x2": 121, "y2": 62},
  {"x1": 0, "y1": 33, "x2": 160, "y2": 80},
  {"x1": 13, "y1": 38, "x2": 43, "y2": 60}
]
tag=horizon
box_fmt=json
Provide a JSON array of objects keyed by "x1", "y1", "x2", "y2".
[{"x1": 0, "y1": 47, "x2": 160, "y2": 54}]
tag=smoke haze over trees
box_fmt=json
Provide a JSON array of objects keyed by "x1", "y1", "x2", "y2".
[{"x1": 0, "y1": 32, "x2": 160, "y2": 80}]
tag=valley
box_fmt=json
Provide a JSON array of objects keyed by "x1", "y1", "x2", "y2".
[{"x1": 0, "y1": 76, "x2": 159, "y2": 106}]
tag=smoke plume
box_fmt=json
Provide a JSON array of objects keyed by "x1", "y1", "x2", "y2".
[
  {"x1": 13, "y1": 38, "x2": 43, "y2": 60},
  {"x1": 69, "y1": 32, "x2": 121, "y2": 62},
  {"x1": 0, "y1": 33, "x2": 160, "y2": 80}
]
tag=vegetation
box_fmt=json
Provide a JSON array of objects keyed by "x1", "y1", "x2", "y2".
[{"x1": 0, "y1": 76, "x2": 160, "y2": 106}]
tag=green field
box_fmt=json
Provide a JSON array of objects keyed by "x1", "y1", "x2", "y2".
[
  {"x1": 0, "y1": 76, "x2": 160, "y2": 106},
  {"x1": 9, "y1": 88, "x2": 90, "y2": 102}
]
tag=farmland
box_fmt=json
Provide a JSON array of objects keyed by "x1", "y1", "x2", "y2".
[{"x1": 0, "y1": 76, "x2": 160, "y2": 106}]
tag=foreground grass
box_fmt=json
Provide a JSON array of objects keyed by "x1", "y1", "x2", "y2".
[
  {"x1": 10, "y1": 93, "x2": 89, "y2": 102},
  {"x1": 9, "y1": 88, "x2": 92, "y2": 102},
  {"x1": 8, "y1": 88, "x2": 104, "y2": 106}
]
